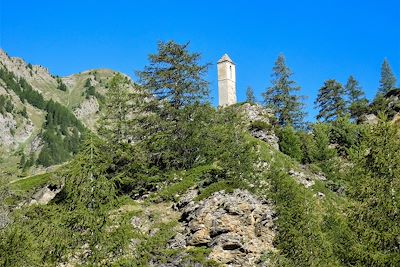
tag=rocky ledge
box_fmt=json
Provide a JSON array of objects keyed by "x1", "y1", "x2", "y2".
[{"x1": 170, "y1": 189, "x2": 276, "y2": 266}]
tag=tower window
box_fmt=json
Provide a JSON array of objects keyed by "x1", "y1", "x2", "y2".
[{"x1": 229, "y1": 65, "x2": 232, "y2": 79}]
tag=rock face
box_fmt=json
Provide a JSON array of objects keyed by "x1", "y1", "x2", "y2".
[
  {"x1": 360, "y1": 114, "x2": 379, "y2": 125},
  {"x1": 28, "y1": 184, "x2": 62, "y2": 205},
  {"x1": 0, "y1": 109, "x2": 34, "y2": 152},
  {"x1": 171, "y1": 189, "x2": 276, "y2": 266},
  {"x1": 288, "y1": 167, "x2": 326, "y2": 188},
  {"x1": 239, "y1": 103, "x2": 279, "y2": 150},
  {"x1": 73, "y1": 96, "x2": 100, "y2": 129}
]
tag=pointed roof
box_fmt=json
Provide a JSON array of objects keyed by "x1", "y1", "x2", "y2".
[{"x1": 218, "y1": 53, "x2": 235, "y2": 64}]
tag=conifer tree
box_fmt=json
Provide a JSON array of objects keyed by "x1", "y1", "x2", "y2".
[
  {"x1": 246, "y1": 86, "x2": 256, "y2": 104},
  {"x1": 345, "y1": 75, "x2": 368, "y2": 120},
  {"x1": 315, "y1": 79, "x2": 346, "y2": 122},
  {"x1": 378, "y1": 58, "x2": 397, "y2": 95},
  {"x1": 98, "y1": 74, "x2": 132, "y2": 145},
  {"x1": 347, "y1": 115, "x2": 400, "y2": 266},
  {"x1": 278, "y1": 125, "x2": 303, "y2": 161},
  {"x1": 136, "y1": 40, "x2": 210, "y2": 110},
  {"x1": 262, "y1": 54, "x2": 306, "y2": 128}
]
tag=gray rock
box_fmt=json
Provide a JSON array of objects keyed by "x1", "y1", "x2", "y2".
[
  {"x1": 29, "y1": 184, "x2": 62, "y2": 205},
  {"x1": 238, "y1": 103, "x2": 279, "y2": 150},
  {"x1": 172, "y1": 189, "x2": 276, "y2": 266}
]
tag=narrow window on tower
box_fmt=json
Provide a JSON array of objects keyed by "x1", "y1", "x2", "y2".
[{"x1": 230, "y1": 65, "x2": 232, "y2": 79}]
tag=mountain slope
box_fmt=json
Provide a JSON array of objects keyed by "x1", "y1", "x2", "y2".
[{"x1": 0, "y1": 49, "x2": 131, "y2": 179}]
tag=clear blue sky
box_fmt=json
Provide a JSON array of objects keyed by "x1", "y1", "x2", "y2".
[{"x1": 1, "y1": 0, "x2": 399, "y2": 121}]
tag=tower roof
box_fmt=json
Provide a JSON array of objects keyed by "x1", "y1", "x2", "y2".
[{"x1": 218, "y1": 54, "x2": 235, "y2": 64}]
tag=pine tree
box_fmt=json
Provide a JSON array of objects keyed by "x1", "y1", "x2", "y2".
[
  {"x1": 245, "y1": 86, "x2": 256, "y2": 104},
  {"x1": 315, "y1": 79, "x2": 346, "y2": 122},
  {"x1": 345, "y1": 75, "x2": 368, "y2": 120},
  {"x1": 262, "y1": 54, "x2": 306, "y2": 128},
  {"x1": 378, "y1": 58, "x2": 397, "y2": 95},
  {"x1": 136, "y1": 40, "x2": 210, "y2": 110}
]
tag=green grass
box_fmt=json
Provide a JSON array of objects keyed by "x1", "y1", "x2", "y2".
[
  {"x1": 10, "y1": 172, "x2": 54, "y2": 196},
  {"x1": 195, "y1": 180, "x2": 237, "y2": 201},
  {"x1": 149, "y1": 164, "x2": 220, "y2": 202}
]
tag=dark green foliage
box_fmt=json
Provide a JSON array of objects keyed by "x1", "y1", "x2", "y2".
[
  {"x1": 277, "y1": 125, "x2": 303, "y2": 162},
  {"x1": 0, "y1": 68, "x2": 46, "y2": 109},
  {"x1": 345, "y1": 75, "x2": 368, "y2": 120},
  {"x1": 345, "y1": 116, "x2": 400, "y2": 266},
  {"x1": 378, "y1": 58, "x2": 397, "y2": 95},
  {"x1": 19, "y1": 106, "x2": 28, "y2": 118},
  {"x1": 315, "y1": 79, "x2": 346, "y2": 122},
  {"x1": 0, "y1": 138, "x2": 130, "y2": 266},
  {"x1": 311, "y1": 123, "x2": 336, "y2": 162},
  {"x1": 370, "y1": 93, "x2": 390, "y2": 116},
  {"x1": 98, "y1": 74, "x2": 133, "y2": 145},
  {"x1": 297, "y1": 131, "x2": 317, "y2": 164},
  {"x1": 246, "y1": 86, "x2": 256, "y2": 104},
  {"x1": 56, "y1": 77, "x2": 67, "y2": 91},
  {"x1": 330, "y1": 115, "x2": 363, "y2": 156},
  {"x1": 37, "y1": 100, "x2": 86, "y2": 166},
  {"x1": 83, "y1": 78, "x2": 103, "y2": 100},
  {"x1": 0, "y1": 95, "x2": 14, "y2": 114},
  {"x1": 263, "y1": 54, "x2": 306, "y2": 128},
  {"x1": 267, "y1": 170, "x2": 340, "y2": 267},
  {"x1": 249, "y1": 120, "x2": 272, "y2": 132},
  {"x1": 136, "y1": 40, "x2": 210, "y2": 110},
  {"x1": 84, "y1": 77, "x2": 91, "y2": 88}
]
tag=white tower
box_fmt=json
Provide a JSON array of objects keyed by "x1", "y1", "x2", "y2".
[{"x1": 217, "y1": 54, "x2": 236, "y2": 106}]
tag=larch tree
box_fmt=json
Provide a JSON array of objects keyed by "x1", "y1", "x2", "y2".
[
  {"x1": 98, "y1": 74, "x2": 132, "y2": 145},
  {"x1": 378, "y1": 58, "x2": 397, "y2": 95},
  {"x1": 347, "y1": 115, "x2": 400, "y2": 266},
  {"x1": 262, "y1": 54, "x2": 306, "y2": 128},
  {"x1": 315, "y1": 79, "x2": 346, "y2": 122},
  {"x1": 135, "y1": 41, "x2": 211, "y2": 170},
  {"x1": 345, "y1": 75, "x2": 368, "y2": 120},
  {"x1": 136, "y1": 40, "x2": 210, "y2": 110},
  {"x1": 246, "y1": 86, "x2": 256, "y2": 104}
]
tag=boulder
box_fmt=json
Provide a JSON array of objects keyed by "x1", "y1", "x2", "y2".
[{"x1": 170, "y1": 189, "x2": 276, "y2": 266}]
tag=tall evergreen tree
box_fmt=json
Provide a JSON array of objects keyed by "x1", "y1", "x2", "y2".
[
  {"x1": 98, "y1": 74, "x2": 132, "y2": 145},
  {"x1": 345, "y1": 75, "x2": 368, "y2": 120},
  {"x1": 262, "y1": 54, "x2": 306, "y2": 128},
  {"x1": 136, "y1": 41, "x2": 210, "y2": 110},
  {"x1": 347, "y1": 115, "x2": 400, "y2": 266},
  {"x1": 245, "y1": 86, "x2": 256, "y2": 104},
  {"x1": 378, "y1": 58, "x2": 397, "y2": 95},
  {"x1": 315, "y1": 79, "x2": 346, "y2": 122}
]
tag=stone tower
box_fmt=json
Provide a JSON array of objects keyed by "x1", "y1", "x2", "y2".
[{"x1": 218, "y1": 54, "x2": 236, "y2": 106}]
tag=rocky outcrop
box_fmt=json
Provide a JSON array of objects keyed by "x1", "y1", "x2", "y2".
[
  {"x1": 28, "y1": 184, "x2": 63, "y2": 205},
  {"x1": 239, "y1": 103, "x2": 279, "y2": 150},
  {"x1": 360, "y1": 114, "x2": 379, "y2": 125},
  {"x1": 170, "y1": 189, "x2": 276, "y2": 266},
  {"x1": 0, "y1": 111, "x2": 33, "y2": 152},
  {"x1": 0, "y1": 48, "x2": 58, "y2": 95},
  {"x1": 73, "y1": 96, "x2": 100, "y2": 129},
  {"x1": 288, "y1": 166, "x2": 326, "y2": 188}
]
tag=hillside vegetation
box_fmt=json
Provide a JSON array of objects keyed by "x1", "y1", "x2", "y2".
[{"x1": 0, "y1": 42, "x2": 399, "y2": 266}]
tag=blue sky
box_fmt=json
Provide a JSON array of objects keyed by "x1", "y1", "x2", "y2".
[{"x1": 1, "y1": 0, "x2": 399, "y2": 121}]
